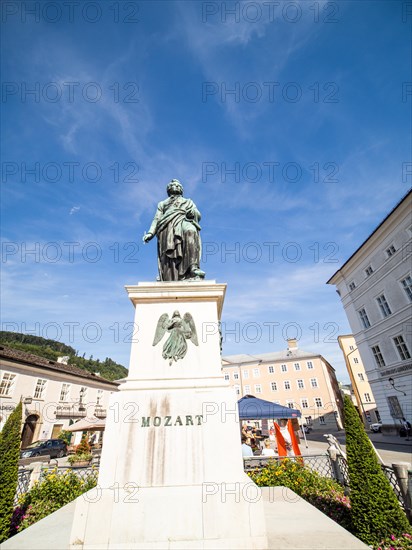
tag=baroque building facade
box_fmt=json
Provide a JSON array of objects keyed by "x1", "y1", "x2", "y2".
[
  {"x1": 0, "y1": 346, "x2": 119, "y2": 446},
  {"x1": 222, "y1": 339, "x2": 344, "y2": 430},
  {"x1": 327, "y1": 190, "x2": 412, "y2": 432}
]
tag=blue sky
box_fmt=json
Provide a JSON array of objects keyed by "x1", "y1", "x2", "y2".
[{"x1": 1, "y1": 0, "x2": 411, "y2": 382}]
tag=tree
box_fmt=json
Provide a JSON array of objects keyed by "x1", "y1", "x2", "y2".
[
  {"x1": 343, "y1": 395, "x2": 410, "y2": 545},
  {"x1": 0, "y1": 402, "x2": 22, "y2": 542}
]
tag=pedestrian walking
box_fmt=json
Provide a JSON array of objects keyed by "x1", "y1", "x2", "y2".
[{"x1": 400, "y1": 417, "x2": 411, "y2": 440}]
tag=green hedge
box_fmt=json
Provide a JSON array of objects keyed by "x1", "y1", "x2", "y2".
[
  {"x1": 0, "y1": 402, "x2": 22, "y2": 542},
  {"x1": 343, "y1": 395, "x2": 410, "y2": 546}
]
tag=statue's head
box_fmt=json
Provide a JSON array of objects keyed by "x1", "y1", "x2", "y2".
[
  {"x1": 167, "y1": 179, "x2": 183, "y2": 197},
  {"x1": 172, "y1": 310, "x2": 181, "y2": 318}
]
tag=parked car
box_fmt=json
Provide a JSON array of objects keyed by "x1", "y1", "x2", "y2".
[
  {"x1": 369, "y1": 422, "x2": 382, "y2": 433},
  {"x1": 20, "y1": 439, "x2": 67, "y2": 459},
  {"x1": 302, "y1": 424, "x2": 312, "y2": 434}
]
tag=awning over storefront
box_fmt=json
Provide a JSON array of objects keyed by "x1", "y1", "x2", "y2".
[{"x1": 66, "y1": 416, "x2": 106, "y2": 432}]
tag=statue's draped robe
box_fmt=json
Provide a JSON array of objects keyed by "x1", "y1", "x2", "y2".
[{"x1": 148, "y1": 196, "x2": 201, "y2": 281}]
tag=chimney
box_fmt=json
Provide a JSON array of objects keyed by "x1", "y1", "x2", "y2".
[{"x1": 287, "y1": 339, "x2": 298, "y2": 350}]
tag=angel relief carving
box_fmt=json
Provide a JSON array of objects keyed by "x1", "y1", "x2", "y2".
[{"x1": 152, "y1": 311, "x2": 199, "y2": 365}]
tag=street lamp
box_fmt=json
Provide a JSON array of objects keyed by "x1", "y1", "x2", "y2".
[{"x1": 388, "y1": 377, "x2": 406, "y2": 397}]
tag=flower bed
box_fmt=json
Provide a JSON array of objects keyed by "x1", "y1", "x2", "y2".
[
  {"x1": 248, "y1": 458, "x2": 352, "y2": 531},
  {"x1": 376, "y1": 533, "x2": 412, "y2": 550},
  {"x1": 10, "y1": 467, "x2": 97, "y2": 535}
]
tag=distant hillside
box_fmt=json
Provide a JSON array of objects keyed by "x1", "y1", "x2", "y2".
[{"x1": 0, "y1": 331, "x2": 128, "y2": 381}]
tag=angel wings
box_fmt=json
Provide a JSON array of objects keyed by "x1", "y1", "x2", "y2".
[{"x1": 152, "y1": 310, "x2": 198, "y2": 365}]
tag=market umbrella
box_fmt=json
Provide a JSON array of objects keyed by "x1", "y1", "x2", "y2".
[
  {"x1": 66, "y1": 416, "x2": 106, "y2": 432},
  {"x1": 238, "y1": 395, "x2": 301, "y2": 420}
]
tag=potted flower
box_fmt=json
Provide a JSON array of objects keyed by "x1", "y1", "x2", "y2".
[
  {"x1": 68, "y1": 452, "x2": 93, "y2": 467},
  {"x1": 68, "y1": 437, "x2": 93, "y2": 467}
]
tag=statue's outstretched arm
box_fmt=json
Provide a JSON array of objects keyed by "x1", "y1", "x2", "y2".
[{"x1": 143, "y1": 203, "x2": 163, "y2": 243}]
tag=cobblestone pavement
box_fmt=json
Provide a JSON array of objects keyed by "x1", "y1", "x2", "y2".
[{"x1": 301, "y1": 430, "x2": 412, "y2": 467}]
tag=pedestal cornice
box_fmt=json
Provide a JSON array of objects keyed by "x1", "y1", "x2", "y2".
[{"x1": 125, "y1": 280, "x2": 227, "y2": 317}]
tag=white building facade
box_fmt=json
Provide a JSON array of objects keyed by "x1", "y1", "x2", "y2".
[
  {"x1": 0, "y1": 346, "x2": 119, "y2": 446},
  {"x1": 328, "y1": 191, "x2": 412, "y2": 432},
  {"x1": 222, "y1": 339, "x2": 344, "y2": 430}
]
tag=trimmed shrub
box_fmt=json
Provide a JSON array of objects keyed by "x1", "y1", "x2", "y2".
[
  {"x1": 248, "y1": 457, "x2": 352, "y2": 530},
  {"x1": 11, "y1": 467, "x2": 97, "y2": 534},
  {"x1": 75, "y1": 437, "x2": 91, "y2": 455},
  {"x1": 343, "y1": 395, "x2": 411, "y2": 546},
  {"x1": 0, "y1": 402, "x2": 22, "y2": 542}
]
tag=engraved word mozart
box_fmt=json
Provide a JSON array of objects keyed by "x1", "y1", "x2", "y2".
[{"x1": 140, "y1": 414, "x2": 204, "y2": 427}]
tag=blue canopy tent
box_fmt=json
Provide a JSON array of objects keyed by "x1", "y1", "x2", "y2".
[{"x1": 238, "y1": 395, "x2": 301, "y2": 420}]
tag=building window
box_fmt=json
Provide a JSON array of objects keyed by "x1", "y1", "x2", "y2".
[
  {"x1": 96, "y1": 389, "x2": 103, "y2": 405},
  {"x1": 281, "y1": 364, "x2": 287, "y2": 372},
  {"x1": 375, "y1": 410, "x2": 381, "y2": 422},
  {"x1": 0, "y1": 373, "x2": 16, "y2": 396},
  {"x1": 386, "y1": 245, "x2": 396, "y2": 257},
  {"x1": 401, "y1": 276, "x2": 412, "y2": 302},
  {"x1": 253, "y1": 368, "x2": 260, "y2": 377},
  {"x1": 358, "y1": 308, "x2": 371, "y2": 329},
  {"x1": 376, "y1": 294, "x2": 392, "y2": 317},
  {"x1": 319, "y1": 415, "x2": 326, "y2": 424},
  {"x1": 244, "y1": 385, "x2": 251, "y2": 394},
  {"x1": 286, "y1": 402, "x2": 294, "y2": 409},
  {"x1": 349, "y1": 346, "x2": 354, "y2": 351},
  {"x1": 297, "y1": 379, "x2": 305, "y2": 389},
  {"x1": 387, "y1": 395, "x2": 403, "y2": 418},
  {"x1": 365, "y1": 266, "x2": 373, "y2": 277},
  {"x1": 33, "y1": 379, "x2": 47, "y2": 399},
  {"x1": 358, "y1": 373, "x2": 364, "y2": 381},
  {"x1": 243, "y1": 370, "x2": 249, "y2": 379},
  {"x1": 284, "y1": 381, "x2": 291, "y2": 390},
  {"x1": 301, "y1": 399, "x2": 309, "y2": 409},
  {"x1": 80, "y1": 386, "x2": 87, "y2": 400},
  {"x1": 234, "y1": 385, "x2": 240, "y2": 395},
  {"x1": 268, "y1": 365, "x2": 274, "y2": 374},
  {"x1": 364, "y1": 393, "x2": 372, "y2": 403},
  {"x1": 271, "y1": 382, "x2": 277, "y2": 391},
  {"x1": 310, "y1": 378, "x2": 318, "y2": 388},
  {"x1": 306, "y1": 361, "x2": 313, "y2": 369},
  {"x1": 353, "y1": 357, "x2": 359, "y2": 364},
  {"x1": 233, "y1": 373, "x2": 239, "y2": 380},
  {"x1": 294, "y1": 363, "x2": 301, "y2": 371},
  {"x1": 224, "y1": 374, "x2": 230, "y2": 381},
  {"x1": 371, "y1": 345, "x2": 385, "y2": 368},
  {"x1": 314, "y1": 397, "x2": 323, "y2": 408},
  {"x1": 59, "y1": 383, "x2": 71, "y2": 402},
  {"x1": 393, "y1": 335, "x2": 411, "y2": 360},
  {"x1": 255, "y1": 384, "x2": 262, "y2": 394},
  {"x1": 349, "y1": 281, "x2": 356, "y2": 291}
]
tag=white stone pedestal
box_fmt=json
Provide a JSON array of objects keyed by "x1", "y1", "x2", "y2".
[{"x1": 70, "y1": 281, "x2": 268, "y2": 549}]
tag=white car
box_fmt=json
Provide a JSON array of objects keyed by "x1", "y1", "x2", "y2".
[{"x1": 369, "y1": 422, "x2": 382, "y2": 433}]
